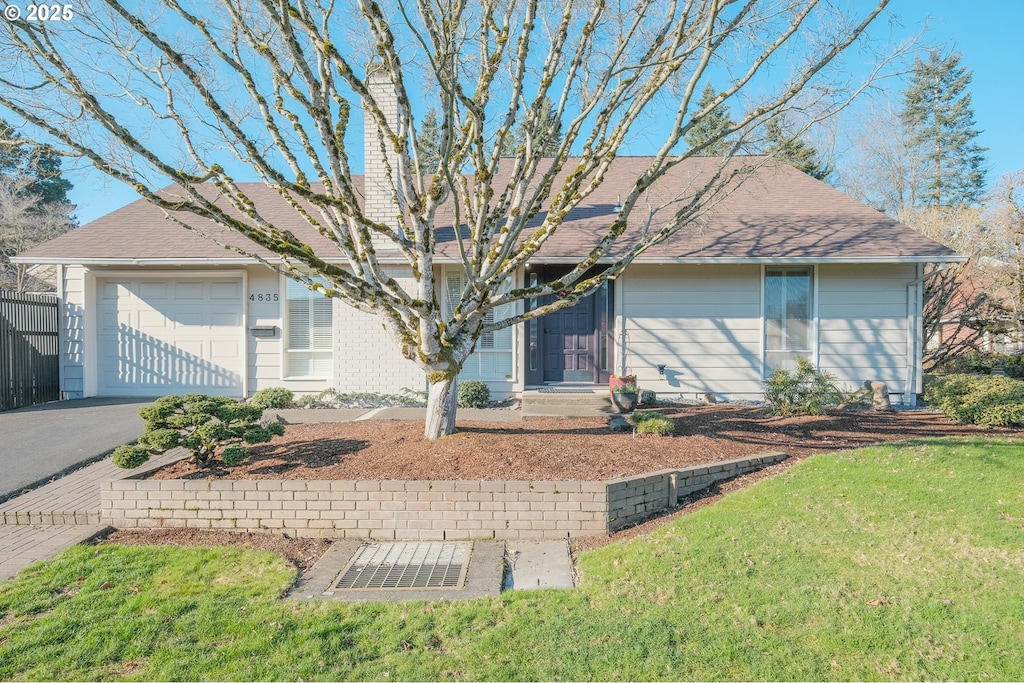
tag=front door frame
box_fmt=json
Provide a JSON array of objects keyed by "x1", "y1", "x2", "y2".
[{"x1": 523, "y1": 265, "x2": 613, "y2": 386}]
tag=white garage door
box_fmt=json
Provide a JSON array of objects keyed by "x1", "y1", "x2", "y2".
[{"x1": 96, "y1": 277, "x2": 245, "y2": 397}]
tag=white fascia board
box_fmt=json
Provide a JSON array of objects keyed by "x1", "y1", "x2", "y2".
[
  {"x1": 627, "y1": 255, "x2": 970, "y2": 265},
  {"x1": 498, "y1": 255, "x2": 970, "y2": 266},
  {"x1": 10, "y1": 256, "x2": 416, "y2": 266},
  {"x1": 9, "y1": 256, "x2": 263, "y2": 266},
  {"x1": 12, "y1": 254, "x2": 969, "y2": 266}
]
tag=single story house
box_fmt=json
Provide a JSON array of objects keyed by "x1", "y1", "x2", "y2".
[{"x1": 14, "y1": 150, "x2": 962, "y2": 406}]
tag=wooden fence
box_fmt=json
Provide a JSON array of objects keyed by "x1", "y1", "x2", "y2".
[{"x1": 0, "y1": 291, "x2": 60, "y2": 412}]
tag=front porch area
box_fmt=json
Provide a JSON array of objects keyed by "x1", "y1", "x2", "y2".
[{"x1": 520, "y1": 387, "x2": 613, "y2": 418}]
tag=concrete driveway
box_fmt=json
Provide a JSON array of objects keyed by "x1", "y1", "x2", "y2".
[{"x1": 0, "y1": 398, "x2": 150, "y2": 501}]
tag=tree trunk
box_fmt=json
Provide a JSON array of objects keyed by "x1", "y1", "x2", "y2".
[{"x1": 424, "y1": 374, "x2": 459, "y2": 440}]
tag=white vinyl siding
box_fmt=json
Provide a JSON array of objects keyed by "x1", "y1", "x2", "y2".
[
  {"x1": 443, "y1": 268, "x2": 515, "y2": 381},
  {"x1": 60, "y1": 265, "x2": 86, "y2": 398},
  {"x1": 285, "y1": 278, "x2": 332, "y2": 378},
  {"x1": 817, "y1": 263, "x2": 916, "y2": 392},
  {"x1": 619, "y1": 263, "x2": 920, "y2": 402},
  {"x1": 620, "y1": 265, "x2": 764, "y2": 397}
]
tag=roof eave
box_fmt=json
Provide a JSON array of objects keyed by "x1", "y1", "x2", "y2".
[
  {"x1": 627, "y1": 254, "x2": 969, "y2": 265},
  {"x1": 12, "y1": 253, "x2": 968, "y2": 267}
]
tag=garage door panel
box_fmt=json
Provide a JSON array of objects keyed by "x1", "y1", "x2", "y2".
[
  {"x1": 173, "y1": 281, "x2": 205, "y2": 299},
  {"x1": 173, "y1": 310, "x2": 205, "y2": 328},
  {"x1": 139, "y1": 309, "x2": 172, "y2": 329},
  {"x1": 140, "y1": 281, "x2": 170, "y2": 299},
  {"x1": 209, "y1": 310, "x2": 243, "y2": 327},
  {"x1": 96, "y1": 277, "x2": 245, "y2": 397},
  {"x1": 211, "y1": 340, "x2": 241, "y2": 360},
  {"x1": 210, "y1": 280, "x2": 242, "y2": 299}
]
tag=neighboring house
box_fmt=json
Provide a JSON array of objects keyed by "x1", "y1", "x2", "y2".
[
  {"x1": 928, "y1": 258, "x2": 1024, "y2": 359},
  {"x1": 13, "y1": 152, "x2": 963, "y2": 406}
]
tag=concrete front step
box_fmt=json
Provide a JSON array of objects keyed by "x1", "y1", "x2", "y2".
[{"x1": 521, "y1": 389, "x2": 614, "y2": 418}]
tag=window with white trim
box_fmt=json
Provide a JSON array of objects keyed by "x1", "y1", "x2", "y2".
[
  {"x1": 764, "y1": 267, "x2": 812, "y2": 373},
  {"x1": 285, "y1": 277, "x2": 333, "y2": 378},
  {"x1": 444, "y1": 269, "x2": 514, "y2": 381}
]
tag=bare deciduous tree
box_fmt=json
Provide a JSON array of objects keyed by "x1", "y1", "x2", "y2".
[
  {"x1": 838, "y1": 96, "x2": 922, "y2": 216},
  {"x1": 0, "y1": 175, "x2": 74, "y2": 291},
  {"x1": 982, "y1": 170, "x2": 1024, "y2": 349},
  {"x1": 0, "y1": 0, "x2": 894, "y2": 437}
]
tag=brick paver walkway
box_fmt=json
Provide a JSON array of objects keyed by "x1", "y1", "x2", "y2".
[
  {"x1": 0, "y1": 525, "x2": 109, "y2": 580},
  {"x1": 0, "y1": 449, "x2": 186, "y2": 580}
]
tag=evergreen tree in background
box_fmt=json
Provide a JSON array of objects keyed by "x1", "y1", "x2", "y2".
[
  {"x1": 415, "y1": 108, "x2": 442, "y2": 174},
  {"x1": 0, "y1": 119, "x2": 72, "y2": 206},
  {"x1": 685, "y1": 83, "x2": 734, "y2": 156},
  {"x1": 900, "y1": 50, "x2": 987, "y2": 207},
  {"x1": 500, "y1": 96, "x2": 563, "y2": 158},
  {"x1": 764, "y1": 118, "x2": 830, "y2": 181},
  {"x1": 0, "y1": 118, "x2": 75, "y2": 291}
]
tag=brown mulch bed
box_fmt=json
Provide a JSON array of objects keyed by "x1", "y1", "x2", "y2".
[
  {"x1": 149, "y1": 405, "x2": 1008, "y2": 482},
  {"x1": 112, "y1": 405, "x2": 1020, "y2": 564}
]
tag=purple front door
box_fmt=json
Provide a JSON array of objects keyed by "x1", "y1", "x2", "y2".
[{"x1": 543, "y1": 291, "x2": 597, "y2": 382}]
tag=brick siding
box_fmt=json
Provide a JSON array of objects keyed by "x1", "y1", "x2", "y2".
[{"x1": 101, "y1": 453, "x2": 786, "y2": 539}]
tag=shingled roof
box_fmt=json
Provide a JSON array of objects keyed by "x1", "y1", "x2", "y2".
[{"x1": 16, "y1": 156, "x2": 961, "y2": 265}]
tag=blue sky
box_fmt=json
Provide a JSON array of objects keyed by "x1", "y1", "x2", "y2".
[
  {"x1": 64, "y1": 0, "x2": 1024, "y2": 225},
  {"x1": 887, "y1": 0, "x2": 1024, "y2": 186}
]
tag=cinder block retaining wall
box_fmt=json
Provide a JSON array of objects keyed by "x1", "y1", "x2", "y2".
[{"x1": 101, "y1": 453, "x2": 786, "y2": 540}]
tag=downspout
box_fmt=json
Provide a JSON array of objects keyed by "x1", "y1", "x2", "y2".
[{"x1": 905, "y1": 263, "x2": 946, "y2": 406}]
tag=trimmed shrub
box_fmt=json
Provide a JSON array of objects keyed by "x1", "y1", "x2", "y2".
[
  {"x1": 763, "y1": 357, "x2": 843, "y2": 417},
  {"x1": 249, "y1": 387, "x2": 294, "y2": 410},
  {"x1": 924, "y1": 374, "x2": 1024, "y2": 426},
  {"x1": 631, "y1": 410, "x2": 674, "y2": 436},
  {"x1": 457, "y1": 380, "x2": 491, "y2": 408},
  {"x1": 112, "y1": 394, "x2": 285, "y2": 469},
  {"x1": 111, "y1": 445, "x2": 150, "y2": 469}
]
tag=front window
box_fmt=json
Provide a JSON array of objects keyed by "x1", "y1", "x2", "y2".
[
  {"x1": 286, "y1": 278, "x2": 333, "y2": 378},
  {"x1": 444, "y1": 268, "x2": 514, "y2": 381},
  {"x1": 764, "y1": 267, "x2": 812, "y2": 373}
]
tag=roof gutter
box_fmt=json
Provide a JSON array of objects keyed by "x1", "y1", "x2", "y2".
[{"x1": 14, "y1": 254, "x2": 970, "y2": 267}]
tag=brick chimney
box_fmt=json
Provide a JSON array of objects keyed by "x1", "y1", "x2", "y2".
[{"x1": 363, "y1": 64, "x2": 400, "y2": 250}]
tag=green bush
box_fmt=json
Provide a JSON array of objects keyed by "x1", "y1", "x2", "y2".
[
  {"x1": 924, "y1": 374, "x2": 1024, "y2": 426},
  {"x1": 249, "y1": 387, "x2": 294, "y2": 410},
  {"x1": 631, "y1": 411, "x2": 674, "y2": 436},
  {"x1": 113, "y1": 394, "x2": 286, "y2": 469},
  {"x1": 457, "y1": 380, "x2": 491, "y2": 408},
  {"x1": 111, "y1": 445, "x2": 150, "y2": 469},
  {"x1": 763, "y1": 357, "x2": 843, "y2": 417}
]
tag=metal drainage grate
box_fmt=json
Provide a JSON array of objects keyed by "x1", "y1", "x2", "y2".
[{"x1": 331, "y1": 542, "x2": 471, "y2": 591}]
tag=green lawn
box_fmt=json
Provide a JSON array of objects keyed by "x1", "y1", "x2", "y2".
[{"x1": 2, "y1": 436, "x2": 1023, "y2": 681}]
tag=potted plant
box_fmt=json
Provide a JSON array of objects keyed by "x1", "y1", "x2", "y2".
[
  {"x1": 611, "y1": 381, "x2": 639, "y2": 413},
  {"x1": 609, "y1": 373, "x2": 637, "y2": 394}
]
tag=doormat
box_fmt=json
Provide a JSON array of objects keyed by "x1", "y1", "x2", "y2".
[{"x1": 536, "y1": 388, "x2": 600, "y2": 394}]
